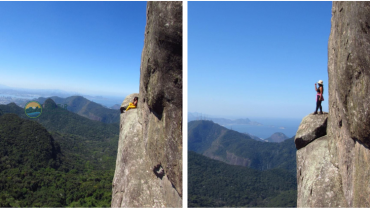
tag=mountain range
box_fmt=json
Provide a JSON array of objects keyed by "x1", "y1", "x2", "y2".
[
  {"x1": 109, "y1": 104, "x2": 121, "y2": 110},
  {"x1": 189, "y1": 112, "x2": 263, "y2": 126},
  {"x1": 188, "y1": 120, "x2": 296, "y2": 174},
  {"x1": 0, "y1": 98, "x2": 119, "y2": 206},
  {"x1": 19, "y1": 96, "x2": 120, "y2": 124},
  {"x1": 188, "y1": 120, "x2": 298, "y2": 207},
  {"x1": 265, "y1": 132, "x2": 290, "y2": 142}
]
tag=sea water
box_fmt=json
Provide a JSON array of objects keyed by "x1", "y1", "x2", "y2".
[{"x1": 223, "y1": 118, "x2": 301, "y2": 139}]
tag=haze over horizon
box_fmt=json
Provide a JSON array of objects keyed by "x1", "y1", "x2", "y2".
[
  {"x1": 189, "y1": 2, "x2": 332, "y2": 119},
  {"x1": 0, "y1": 1, "x2": 146, "y2": 98},
  {"x1": 0, "y1": 83, "x2": 125, "y2": 107}
]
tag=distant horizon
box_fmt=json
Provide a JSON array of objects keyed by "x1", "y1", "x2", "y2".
[
  {"x1": 188, "y1": 111, "x2": 304, "y2": 121},
  {"x1": 189, "y1": 112, "x2": 300, "y2": 139},
  {"x1": 0, "y1": 1, "x2": 146, "y2": 99},
  {"x1": 0, "y1": 84, "x2": 129, "y2": 107},
  {"x1": 0, "y1": 83, "x2": 130, "y2": 99}
]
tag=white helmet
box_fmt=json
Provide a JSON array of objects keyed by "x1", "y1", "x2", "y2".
[{"x1": 318, "y1": 80, "x2": 323, "y2": 85}]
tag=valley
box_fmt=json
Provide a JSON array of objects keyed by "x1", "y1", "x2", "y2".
[
  {"x1": 188, "y1": 120, "x2": 297, "y2": 207},
  {"x1": 0, "y1": 98, "x2": 119, "y2": 206}
]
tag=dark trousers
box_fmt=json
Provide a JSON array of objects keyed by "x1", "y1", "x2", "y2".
[{"x1": 315, "y1": 95, "x2": 323, "y2": 113}]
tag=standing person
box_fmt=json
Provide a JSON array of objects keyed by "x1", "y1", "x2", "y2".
[
  {"x1": 125, "y1": 97, "x2": 138, "y2": 112},
  {"x1": 313, "y1": 80, "x2": 324, "y2": 114}
]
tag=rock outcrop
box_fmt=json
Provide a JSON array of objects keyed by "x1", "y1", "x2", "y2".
[
  {"x1": 297, "y1": 2, "x2": 370, "y2": 207},
  {"x1": 112, "y1": 2, "x2": 182, "y2": 207},
  {"x1": 297, "y1": 136, "x2": 346, "y2": 207},
  {"x1": 295, "y1": 113, "x2": 328, "y2": 149},
  {"x1": 138, "y1": 1, "x2": 182, "y2": 197},
  {"x1": 120, "y1": 93, "x2": 139, "y2": 113}
]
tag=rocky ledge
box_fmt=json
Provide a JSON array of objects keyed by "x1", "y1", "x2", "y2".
[
  {"x1": 294, "y1": 113, "x2": 328, "y2": 150},
  {"x1": 120, "y1": 93, "x2": 139, "y2": 113},
  {"x1": 112, "y1": 94, "x2": 181, "y2": 207}
]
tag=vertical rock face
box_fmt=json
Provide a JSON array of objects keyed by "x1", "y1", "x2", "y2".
[
  {"x1": 111, "y1": 2, "x2": 182, "y2": 207},
  {"x1": 297, "y1": 2, "x2": 370, "y2": 207},
  {"x1": 139, "y1": 1, "x2": 182, "y2": 197},
  {"x1": 328, "y1": 2, "x2": 370, "y2": 206}
]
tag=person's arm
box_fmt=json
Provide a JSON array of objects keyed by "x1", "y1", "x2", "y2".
[
  {"x1": 320, "y1": 86, "x2": 323, "y2": 100},
  {"x1": 315, "y1": 83, "x2": 318, "y2": 92},
  {"x1": 134, "y1": 100, "x2": 138, "y2": 106}
]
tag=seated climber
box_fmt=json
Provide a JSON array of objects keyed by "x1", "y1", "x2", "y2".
[
  {"x1": 313, "y1": 80, "x2": 324, "y2": 115},
  {"x1": 125, "y1": 97, "x2": 138, "y2": 112}
]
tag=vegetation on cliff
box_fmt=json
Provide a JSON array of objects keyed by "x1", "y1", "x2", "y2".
[
  {"x1": 188, "y1": 151, "x2": 297, "y2": 207},
  {"x1": 0, "y1": 100, "x2": 118, "y2": 206}
]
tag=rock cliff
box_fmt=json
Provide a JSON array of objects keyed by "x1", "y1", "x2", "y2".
[
  {"x1": 111, "y1": 2, "x2": 182, "y2": 207},
  {"x1": 297, "y1": 2, "x2": 370, "y2": 207}
]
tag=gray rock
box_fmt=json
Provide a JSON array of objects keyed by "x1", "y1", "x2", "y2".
[
  {"x1": 112, "y1": 2, "x2": 182, "y2": 207},
  {"x1": 327, "y1": 2, "x2": 370, "y2": 206},
  {"x1": 297, "y1": 136, "x2": 347, "y2": 207},
  {"x1": 328, "y1": 2, "x2": 370, "y2": 148},
  {"x1": 138, "y1": 1, "x2": 183, "y2": 197},
  {"x1": 294, "y1": 113, "x2": 328, "y2": 150},
  {"x1": 120, "y1": 93, "x2": 139, "y2": 113},
  {"x1": 298, "y1": 2, "x2": 370, "y2": 207},
  {"x1": 112, "y1": 94, "x2": 181, "y2": 207}
]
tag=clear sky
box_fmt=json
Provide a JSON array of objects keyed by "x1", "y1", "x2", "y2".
[
  {"x1": 189, "y1": 1, "x2": 332, "y2": 119},
  {"x1": 0, "y1": 1, "x2": 146, "y2": 97}
]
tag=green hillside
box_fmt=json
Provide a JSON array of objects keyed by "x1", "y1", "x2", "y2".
[
  {"x1": 189, "y1": 151, "x2": 297, "y2": 207},
  {"x1": 27, "y1": 96, "x2": 120, "y2": 124},
  {"x1": 0, "y1": 100, "x2": 118, "y2": 140},
  {"x1": 0, "y1": 100, "x2": 118, "y2": 206},
  {"x1": 0, "y1": 114, "x2": 62, "y2": 172},
  {"x1": 188, "y1": 120, "x2": 297, "y2": 174},
  {"x1": 188, "y1": 120, "x2": 228, "y2": 153}
]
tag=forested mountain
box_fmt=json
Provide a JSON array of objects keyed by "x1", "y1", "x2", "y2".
[
  {"x1": 0, "y1": 99, "x2": 118, "y2": 206},
  {"x1": 188, "y1": 120, "x2": 296, "y2": 174},
  {"x1": 265, "y1": 132, "x2": 290, "y2": 143},
  {"x1": 0, "y1": 114, "x2": 62, "y2": 171},
  {"x1": 0, "y1": 99, "x2": 119, "y2": 140},
  {"x1": 188, "y1": 151, "x2": 297, "y2": 207},
  {"x1": 20, "y1": 96, "x2": 120, "y2": 123}
]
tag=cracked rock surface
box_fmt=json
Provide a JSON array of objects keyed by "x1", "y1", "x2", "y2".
[
  {"x1": 111, "y1": 1, "x2": 182, "y2": 207},
  {"x1": 297, "y1": 136, "x2": 346, "y2": 207},
  {"x1": 294, "y1": 113, "x2": 328, "y2": 150},
  {"x1": 297, "y1": 2, "x2": 370, "y2": 207}
]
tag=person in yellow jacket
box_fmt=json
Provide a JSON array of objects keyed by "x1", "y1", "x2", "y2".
[{"x1": 126, "y1": 97, "x2": 138, "y2": 112}]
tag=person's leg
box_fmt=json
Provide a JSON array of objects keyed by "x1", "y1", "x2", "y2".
[
  {"x1": 314, "y1": 95, "x2": 320, "y2": 114},
  {"x1": 126, "y1": 103, "x2": 133, "y2": 111},
  {"x1": 319, "y1": 100, "x2": 323, "y2": 113},
  {"x1": 125, "y1": 103, "x2": 137, "y2": 111}
]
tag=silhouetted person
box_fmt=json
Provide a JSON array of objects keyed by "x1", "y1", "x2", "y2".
[{"x1": 313, "y1": 80, "x2": 324, "y2": 114}]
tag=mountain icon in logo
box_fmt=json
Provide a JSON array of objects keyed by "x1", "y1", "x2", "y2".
[{"x1": 25, "y1": 101, "x2": 42, "y2": 118}]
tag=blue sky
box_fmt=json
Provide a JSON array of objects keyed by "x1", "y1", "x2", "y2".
[
  {"x1": 0, "y1": 1, "x2": 146, "y2": 97},
  {"x1": 189, "y1": 1, "x2": 332, "y2": 119}
]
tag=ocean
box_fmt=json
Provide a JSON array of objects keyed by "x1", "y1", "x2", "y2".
[{"x1": 222, "y1": 118, "x2": 301, "y2": 139}]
